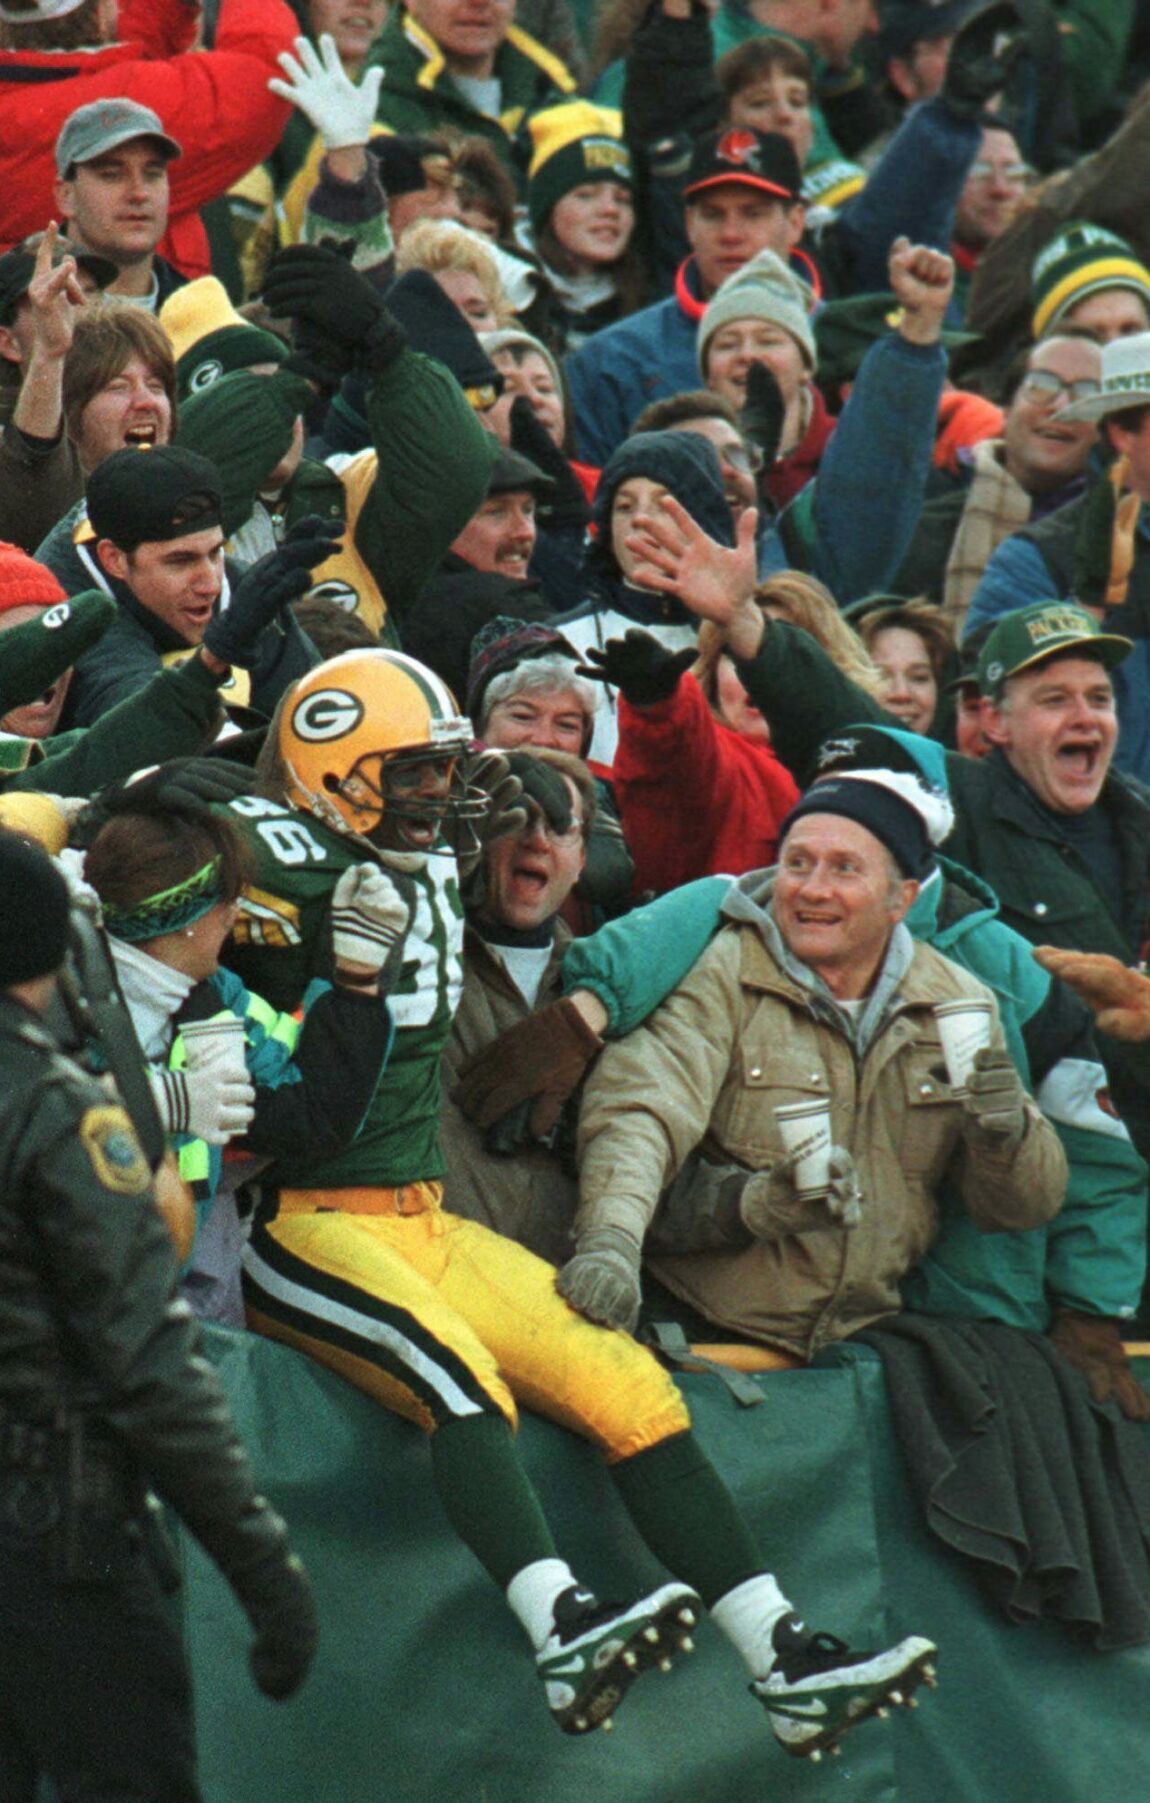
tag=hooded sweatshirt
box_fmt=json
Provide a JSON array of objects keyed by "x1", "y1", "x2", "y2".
[{"x1": 555, "y1": 431, "x2": 733, "y2": 764}]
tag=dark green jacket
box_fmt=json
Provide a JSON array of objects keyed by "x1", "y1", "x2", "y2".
[
  {"x1": 735, "y1": 617, "x2": 1150, "y2": 1153},
  {"x1": 1, "y1": 654, "x2": 223, "y2": 800},
  {"x1": 366, "y1": 5, "x2": 576, "y2": 189}
]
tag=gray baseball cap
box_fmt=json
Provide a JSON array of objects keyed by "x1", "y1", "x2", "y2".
[{"x1": 55, "y1": 99, "x2": 182, "y2": 180}]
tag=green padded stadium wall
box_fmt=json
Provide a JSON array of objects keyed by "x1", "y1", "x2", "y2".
[{"x1": 184, "y1": 1328, "x2": 1150, "y2": 1803}]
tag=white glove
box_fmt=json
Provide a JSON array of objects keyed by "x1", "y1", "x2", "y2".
[
  {"x1": 151, "y1": 1066, "x2": 256, "y2": 1147},
  {"x1": 331, "y1": 863, "x2": 409, "y2": 974},
  {"x1": 268, "y1": 33, "x2": 384, "y2": 152}
]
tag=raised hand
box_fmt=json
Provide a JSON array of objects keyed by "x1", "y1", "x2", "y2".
[{"x1": 889, "y1": 236, "x2": 955, "y2": 345}]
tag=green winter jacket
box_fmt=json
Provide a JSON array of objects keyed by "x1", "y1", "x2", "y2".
[
  {"x1": 366, "y1": 6, "x2": 577, "y2": 190},
  {"x1": 0, "y1": 653, "x2": 223, "y2": 800}
]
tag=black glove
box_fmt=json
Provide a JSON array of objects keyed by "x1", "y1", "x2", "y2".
[
  {"x1": 942, "y1": 0, "x2": 1026, "y2": 120},
  {"x1": 504, "y1": 749, "x2": 574, "y2": 836},
  {"x1": 578, "y1": 629, "x2": 696, "y2": 707},
  {"x1": 231, "y1": 1543, "x2": 319, "y2": 1700},
  {"x1": 739, "y1": 360, "x2": 785, "y2": 469},
  {"x1": 283, "y1": 310, "x2": 357, "y2": 392},
  {"x1": 445, "y1": 748, "x2": 527, "y2": 878},
  {"x1": 262, "y1": 241, "x2": 407, "y2": 373},
  {"x1": 507, "y1": 396, "x2": 588, "y2": 535},
  {"x1": 71, "y1": 756, "x2": 257, "y2": 849},
  {"x1": 202, "y1": 515, "x2": 343, "y2": 670}
]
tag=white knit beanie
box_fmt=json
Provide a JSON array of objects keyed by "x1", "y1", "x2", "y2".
[{"x1": 697, "y1": 249, "x2": 817, "y2": 374}]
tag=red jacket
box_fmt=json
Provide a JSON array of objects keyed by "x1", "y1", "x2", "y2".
[
  {"x1": 764, "y1": 382, "x2": 836, "y2": 510},
  {"x1": 0, "y1": 0, "x2": 297, "y2": 276},
  {"x1": 613, "y1": 672, "x2": 799, "y2": 897}
]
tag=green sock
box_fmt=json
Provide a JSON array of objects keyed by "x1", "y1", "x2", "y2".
[
  {"x1": 430, "y1": 1414, "x2": 558, "y2": 1589},
  {"x1": 611, "y1": 1430, "x2": 765, "y2": 1608}
]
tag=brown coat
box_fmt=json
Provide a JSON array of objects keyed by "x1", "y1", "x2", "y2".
[
  {"x1": 438, "y1": 925, "x2": 580, "y2": 1266},
  {"x1": 578, "y1": 922, "x2": 1067, "y2": 1357}
]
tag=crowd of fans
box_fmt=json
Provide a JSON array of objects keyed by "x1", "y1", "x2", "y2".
[{"x1": 4, "y1": 0, "x2": 1150, "y2": 1787}]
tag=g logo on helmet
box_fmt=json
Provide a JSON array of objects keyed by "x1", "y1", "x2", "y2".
[{"x1": 292, "y1": 688, "x2": 365, "y2": 742}]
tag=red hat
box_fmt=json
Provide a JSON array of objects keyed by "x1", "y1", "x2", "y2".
[
  {"x1": 683, "y1": 128, "x2": 803, "y2": 204},
  {"x1": 0, "y1": 543, "x2": 68, "y2": 616}
]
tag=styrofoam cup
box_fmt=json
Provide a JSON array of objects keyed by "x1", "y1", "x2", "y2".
[
  {"x1": 180, "y1": 1016, "x2": 248, "y2": 1082},
  {"x1": 775, "y1": 1098, "x2": 832, "y2": 1198},
  {"x1": 934, "y1": 1000, "x2": 993, "y2": 1092}
]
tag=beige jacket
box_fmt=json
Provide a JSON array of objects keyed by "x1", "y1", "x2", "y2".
[{"x1": 577, "y1": 921, "x2": 1067, "y2": 1357}]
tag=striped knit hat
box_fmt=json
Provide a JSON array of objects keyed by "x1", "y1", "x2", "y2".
[{"x1": 1031, "y1": 223, "x2": 1150, "y2": 340}]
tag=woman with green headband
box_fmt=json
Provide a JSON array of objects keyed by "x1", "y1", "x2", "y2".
[{"x1": 81, "y1": 791, "x2": 404, "y2": 1316}]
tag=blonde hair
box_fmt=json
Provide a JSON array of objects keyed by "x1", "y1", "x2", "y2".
[
  {"x1": 751, "y1": 572, "x2": 885, "y2": 696},
  {"x1": 394, "y1": 219, "x2": 513, "y2": 327}
]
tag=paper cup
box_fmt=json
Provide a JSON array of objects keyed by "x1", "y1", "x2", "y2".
[
  {"x1": 934, "y1": 1000, "x2": 992, "y2": 1092},
  {"x1": 180, "y1": 1016, "x2": 248, "y2": 1082},
  {"x1": 775, "y1": 1099, "x2": 832, "y2": 1199}
]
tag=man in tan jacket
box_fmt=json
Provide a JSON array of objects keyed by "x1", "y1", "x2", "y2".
[{"x1": 562, "y1": 771, "x2": 1068, "y2": 1354}]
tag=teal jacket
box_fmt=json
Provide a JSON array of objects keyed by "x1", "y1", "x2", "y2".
[{"x1": 563, "y1": 735, "x2": 1147, "y2": 1326}]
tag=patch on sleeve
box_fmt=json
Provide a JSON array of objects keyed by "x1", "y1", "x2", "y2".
[
  {"x1": 78, "y1": 1106, "x2": 152, "y2": 1195},
  {"x1": 233, "y1": 885, "x2": 303, "y2": 948}
]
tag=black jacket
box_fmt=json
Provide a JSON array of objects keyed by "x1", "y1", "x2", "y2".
[{"x1": 0, "y1": 994, "x2": 290, "y2": 1579}]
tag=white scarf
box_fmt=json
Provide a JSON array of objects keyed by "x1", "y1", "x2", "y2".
[{"x1": 109, "y1": 939, "x2": 196, "y2": 1062}]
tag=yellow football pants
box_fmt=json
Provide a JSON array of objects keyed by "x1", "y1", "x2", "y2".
[{"x1": 242, "y1": 1183, "x2": 691, "y2": 1463}]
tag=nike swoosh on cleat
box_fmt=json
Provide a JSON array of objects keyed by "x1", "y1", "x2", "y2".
[
  {"x1": 774, "y1": 1699, "x2": 829, "y2": 1718},
  {"x1": 547, "y1": 1658, "x2": 591, "y2": 1676}
]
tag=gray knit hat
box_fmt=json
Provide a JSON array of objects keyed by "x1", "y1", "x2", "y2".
[
  {"x1": 697, "y1": 249, "x2": 817, "y2": 375},
  {"x1": 479, "y1": 329, "x2": 563, "y2": 402}
]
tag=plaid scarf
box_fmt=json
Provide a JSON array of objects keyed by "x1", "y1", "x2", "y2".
[{"x1": 942, "y1": 439, "x2": 1032, "y2": 639}]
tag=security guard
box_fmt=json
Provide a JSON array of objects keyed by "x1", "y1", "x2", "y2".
[{"x1": 0, "y1": 829, "x2": 318, "y2": 1803}]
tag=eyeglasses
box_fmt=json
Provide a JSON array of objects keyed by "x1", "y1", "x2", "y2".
[
  {"x1": 1018, "y1": 368, "x2": 1101, "y2": 405},
  {"x1": 967, "y1": 159, "x2": 1030, "y2": 185},
  {"x1": 720, "y1": 441, "x2": 764, "y2": 475},
  {"x1": 521, "y1": 803, "x2": 584, "y2": 845}
]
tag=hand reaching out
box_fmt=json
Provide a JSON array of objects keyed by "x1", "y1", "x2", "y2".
[
  {"x1": 622, "y1": 494, "x2": 760, "y2": 652},
  {"x1": 1033, "y1": 947, "x2": 1150, "y2": 1042}
]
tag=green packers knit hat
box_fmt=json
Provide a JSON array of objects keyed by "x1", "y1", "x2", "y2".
[
  {"x1": 976, "y1": 600, "x2": 1131, "y2": 698},
  {"x1": 527, "y1": 101, "x2": 633, "y2": 240},
  {"x1": 1030, "y1": 222, "x2": 1150, "y2": 340}
]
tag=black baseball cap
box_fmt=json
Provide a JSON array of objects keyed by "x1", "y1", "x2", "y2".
[
  {"x1": 877, "y1": 0, "x2": 979, "y2": 59},
  {"x1": 683, "y1": 128, "x2": 803, "y2": 205},
  {"x1": 0, "y1": 237, "x2": 117, "y2": 326},
  {"x1": 87, "y1": 447, "x2": 224, "y2": 551}
]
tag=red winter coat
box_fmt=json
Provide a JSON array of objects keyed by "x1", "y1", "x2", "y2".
[
  {"x1": 613, "y1": 672, "x2": 799, "y2": 897},
  {"x1": 763, "y1": 381, "x2": 837, "y2": 510},
  {"x1": 0, "y1": 0, "x2": 297, "y2": 276}
]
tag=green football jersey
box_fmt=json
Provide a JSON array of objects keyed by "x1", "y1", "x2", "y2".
[{"x1": 225, "y1": 795, "x2": 464, "y2": 1188}]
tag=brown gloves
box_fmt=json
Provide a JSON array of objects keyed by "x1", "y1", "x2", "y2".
[
  {"x1": 453, "y1": 996, "x2": 604, "y2": 1151},
  {"x1": 1033, "y1": 947, "x2": 1150, "y2": 1043},
  {"x1": 1048, "y1": 1310, "x2": 1150, "y2": 1422}
]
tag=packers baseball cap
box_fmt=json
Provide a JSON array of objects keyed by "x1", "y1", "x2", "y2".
[
  {"x1": 55, "y1": 99, "x2": 182, "y2": 180},
  {"x1": 0, "y1": 237, "x2": 116, "y2": 326},
  {"x1": 976, "y1": 600, "x2": 1132, "y2": 698},
  {"x1": 683, "y1": 128, "x2": 802, "y2": 204},
  {"x1": 86, "y1": 447, "x2": 223, "y2": 551}
]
